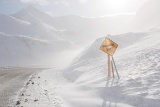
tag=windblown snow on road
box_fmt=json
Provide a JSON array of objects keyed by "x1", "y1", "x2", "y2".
[{"x1": 0, "y1": 67, "x2": 44, "y2": 106}]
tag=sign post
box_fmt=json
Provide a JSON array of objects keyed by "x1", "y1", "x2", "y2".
[{"x1": 100, "y1": 36, "x2": 119, "y2": 79}]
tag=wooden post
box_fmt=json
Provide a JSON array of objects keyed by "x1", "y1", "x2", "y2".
[
  {"x1": 108, "y1": 54, "x2": 111, "y2": 77},
  {"x1": 111, "y1": 61, "x2": 115, "y2": 78}
]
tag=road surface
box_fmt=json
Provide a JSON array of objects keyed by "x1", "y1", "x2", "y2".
[{"x1": 0, "y1": 67, "x2": 44, "y2": 107}]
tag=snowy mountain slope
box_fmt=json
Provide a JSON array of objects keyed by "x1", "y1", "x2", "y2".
[
  {"x1": 61, "y1": 29, "x2": 160, "y2": 107},
  {"x1": 12, "y1": 6, "x2": 65, "y2": 30},
  {"x1": 130, "y1": 0, "x2": 160, "y2": 32},
  {"x1": 0, "y1": 32, "x2": 71, "y2": 67},
  {"x1": 13, "y1": 6, "x2": 134, "y2": 34},
  {"x1": 0, "y1": 7, "x2": 76, "y2": 67},
  {"x1": 0, "y1": 14, "x2": 67, "y2": 43},
  {"x1": 12, "y1": 6, "x2": 134, "y2": 45},
  {"x1": 63, "y1": 31, "x2": 151, "y2": 81},
  {"x1": 0, "y1": 14, "x2": 30, "y2": 34},
  {"x1": 12, "y1": 7, "x2": 80, "y2": 44}
]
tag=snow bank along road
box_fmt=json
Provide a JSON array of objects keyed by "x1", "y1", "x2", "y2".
[{"x1": 0, "y1": 67, "x2": 45, "y2": 107}]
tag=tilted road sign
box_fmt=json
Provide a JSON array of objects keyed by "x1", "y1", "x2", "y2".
[{"x1": 100, "y1": 38, "x2": 118, "y2": 56}]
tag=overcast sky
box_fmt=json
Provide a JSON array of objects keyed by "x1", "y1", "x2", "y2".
[{"x1": 0, "y1": 0, "x2": 150, "y2": 17}]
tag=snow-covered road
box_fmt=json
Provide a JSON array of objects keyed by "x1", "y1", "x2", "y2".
[
  {"x1": 0, "y1": 67, "x2": 43, "y2": 106},
  {"x1": 16, "y1": 69, "x2": 66, "y2": 107}
]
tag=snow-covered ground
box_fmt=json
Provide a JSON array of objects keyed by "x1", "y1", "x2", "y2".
[
  {"x1": 15, "y1": 29, "x2": 160, "y2": 107},
  {"x1": 60, "y1": 29, "x2": 160, "y2": 107}
]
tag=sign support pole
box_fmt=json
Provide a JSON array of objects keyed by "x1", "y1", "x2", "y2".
[{"x1": 111, "y1": 56, "x2": 120, "y2": 79}]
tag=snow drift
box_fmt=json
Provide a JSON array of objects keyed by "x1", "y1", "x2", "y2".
[{"x1": 61, "y1": 28, "x2": 160, "y2": 107}]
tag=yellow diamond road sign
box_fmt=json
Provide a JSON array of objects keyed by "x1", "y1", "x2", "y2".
[{"x1": 100, "y1": 38, "x2": 118, "y2": 56}]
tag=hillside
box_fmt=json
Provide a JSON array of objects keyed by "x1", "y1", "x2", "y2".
[
  {"x1": 61, "y1": 29, "x2": 160, "y2": 107},
  {"x1": 0, "y1": 32, "x2": 67, "y2": 66},
  {"x1": 13, "y1": 6, "x2": 135, "y2": 45}
]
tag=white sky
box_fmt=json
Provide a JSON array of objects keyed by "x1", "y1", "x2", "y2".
[{"x1": 0, "y1": 0, "x2": 150, "y2": 17}]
